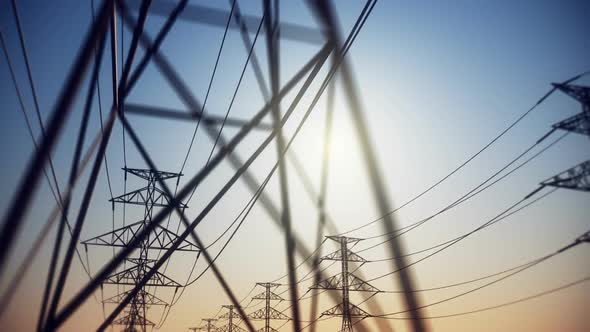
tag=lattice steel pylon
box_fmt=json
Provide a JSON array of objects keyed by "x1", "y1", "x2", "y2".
[
  {"x1": 540, "y1": 160, "x2": 590, "y2": 192},
  {"x1": 538, "y1": 83, "x2": 590, "y2": 193},
  {"x1": 217, "y1": 304, "x2": 246, "y2": 332},
  {"x1": 189, "y1": 318, "x2": 217, "y2": 332},
  {"x1": 550, "y1": 83, "x2": 590, "y2": 137},
  {"x1": 83, "y1": 168, "x2": 198, "y2": 332},
  {"x1": 246, "y1": 282, "x2": 289, "y2": 332},
  {"x1": 310, "y1": 236, "x2": 380, "y2": 332},
  {"x1": 0, "y1": 1, "x2": 390, "y2": 331}
]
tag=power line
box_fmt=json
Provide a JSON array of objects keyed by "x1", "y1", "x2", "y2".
[
  {"x1": 336, "y1": 70, "x2": 590, "y2": 237},
  {"x1": 365, "y1": 184, "x2": 557, "y2": 263},
  {"x1": 356, "y1": 130, "x2": 567, "y2": 252},
  {"x1": 363, "y1": 187, "x2": 558, "y2": 284},
  {"x1": 154, "y1": 7, "x2": 266, "y2": 326},
  {"x1": 371, "y1": 230, "x2": 590, "y2": 318},
  {"x1": 376, "y1": 275, "x2": 590, "y2": 320}
]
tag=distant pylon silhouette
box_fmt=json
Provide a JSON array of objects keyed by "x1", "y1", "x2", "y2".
[
  {"x1": 217, "y1": 304, "x2": 246, "y2": 332},
  {"x1": 550, "y1": 83, "x2": 590, "y2": 137},
  {"x1": 189, "y1": 318, "x2": 217, "y2": 332},
  {"x1": 83, "y1": 168, "x2": 198, "y2": 332},
  {"x1": 536, "y1": 82, "x2": 590, "y2": 193},
  {"x1": 540, "y1": 160, "x2": 590, "y2": 192},
  {"x1": 310, "y1": 236, "x2": 380, "y2": 332},
  {"x1": 247, "y1": 282, "x2": 289, "y2": 332}
]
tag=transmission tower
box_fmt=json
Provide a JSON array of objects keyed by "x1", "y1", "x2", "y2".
[
  {"x1": 550, "y1": 83, "x2": 590, "y2": 137},
  {"x1": 0, "y1": 1, "x2": 404, "y2": 331},
  {"x1": 540, "y1": 83, "x2": 590, "y2": 192},
  {"x1": 217, "y1": 304, "x2": 246, "y2": 332},
  {"x1": 540, "y1": 160, "x2": 590, "y2": 192},
  {"x1": 247, "y1": 282, "x2": 290, "y2": 332},
  {"x1": 83, "y1": 168, "x2": 199, "y2": 332},
  {"x1": 310, "y1": 236, "x2": 380, "y2": 332},
  {"x1": 189, "y1": 318, "x2": 217, "y2": 332}
]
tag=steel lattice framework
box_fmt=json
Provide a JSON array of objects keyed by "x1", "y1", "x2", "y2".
[
  {"x1": 539, "y1": 83, "x2": 590, "y2": 193},
  {"x1": 189, "y1": 318, "x2": 217, "y2": 332},
  {"x1": 550, "y1": 83, "x2": 590, "y2": 137},
  {"x1": 218, "y1": 305, "x2": 246, "y2": 332},
  {"x1": 247, "y1": 282, "x2": 290, "y2": 332},
  {"x1": 0, "y1": 1, "x2": 432, "y2": 332},
  {"x1": 310, "y1": 236, "x2": 380, "y2": 331},
  {"x1": 85, "y1": 168, "x2": 190, "y2": 331}
]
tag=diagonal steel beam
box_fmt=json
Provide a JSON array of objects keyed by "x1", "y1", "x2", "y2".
[
  {"x1": 307, "y1": 1, "x2": 427, "y2": 331},
  {"x1": 262, "y1": 0, "x2": 301, "y2": 330},
  {"x1": 127, "y1": 0, "x2": 324, "y2": 45},
  {"x1": 44, "y1": 0, "x2": 153, "y2": 328},
  {"x1": 49, "y1": 29, "x2": 333, "y2": 331},
  {"x1": 0, "y1": 0, "x2": 113, "y2": 279},
  {"x1": 123, "y1": 103, "x2": 274, "y2": 131}
]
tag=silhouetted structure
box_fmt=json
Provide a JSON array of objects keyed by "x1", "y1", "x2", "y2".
[
  {"x1": 83, "y1": 168, "x2": 198, "y2": 332},
  {"x1": 550, "y1": 83, "x2": 590, "y2": 137},
  {"x1": 310, "y1": 236, "x2": 380, "y2": 331},
  {"x1": 540, "y1": 83, "x2": 590, "y2": 192},
  {"x1": 247, "y1": 282, "x2": 289, "y2": 331},
  {"x1": 189, "y1": 318, "x2": 217, "y2": 332},
  {"x1": 218, "y1": 305, "x2": 246, "y2": 332}
]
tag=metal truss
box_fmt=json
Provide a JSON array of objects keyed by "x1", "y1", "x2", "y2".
[
  {"x1": 320, "y1": 248, "x2": 367, "y2": 263},
  {"x1": 0, "y1": 1, "x2": 394, "y2": 332},
  {"x1": 112, "y1": 309, "x2": 155, "y2": 327},
  {"x1": 311, "y1": 236, "x2": 378, "y2": 331},
  {"x1": 551, "y1": 112, "x2": 590, "y2": 137},
  {"x1": 102, "y1": 289, "x2": 167, "y2": 307},
  {"x1": 122, "y1": 167, "x2": 183, "y2": 182},
  {"x1": 541, "y1": 160, "x2": 590, "y2": 192},
  {"x1": 102, "y1": 262, "x2": 181, "y2": 287},
  {"x1": 85, "y1": 166, "x2": 187, "y2": 332},
  {"x1": 123, "y1": 103, "x2": 274, "y2": 131},
  {"x1": 321, "y1": 302, "x2": 371, "y2": 318},
  {"x1": 82, "y1": 220, "x2": 200, "y2": 252},
  {"x1": 252, "y1": 283, "x2": 283, "y2": 301},
  {"x1": 248, "y1": 308, "x2": 289, "y2": 321},
  {"x1": 551, "y1": 83, "x2": 590, "y2": 137},
  {"x1": 553, "y1": 83, "x2": 590, "y2": 137},
  {"x1": 552, "y1": 83, "x2": 590, "y2": 110},
  {"x1": 218, "y1": 305, "x2": 245, "y2": 332},
  {"x1": 311, "y1": 273, "x2": 380, "y2": 293},
  {"x1": 216, "y1": 324, "x2": 247, "y2": 332},
  {"x1": 189, "y1": 318, "x2": 217, "y2": 332},
  {"x1": 110, "y1": 186, "x2": 188, "y2": 208},
  {"x1": 247, "y1": 282, "x2": 289, "y2": 332}
]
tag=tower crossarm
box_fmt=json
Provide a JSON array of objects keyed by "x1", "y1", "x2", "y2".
[
  {"x1": 255, "y1": 328, "x2": 280, "y2": 332},
  {"x1": 215, "y1": 324, "x2": 247, "y2": 332},
  {"x1": 102, "y1": 289, "x2": 168, "y2": 306},
  {"x1": 321, "y1": 302, "x2": 371, "y2": 318},
  {"x1": 252, "y1": 290, "x2": 283, "y2": 301},
  {"x1": 112, "y1": 310, "x2": 155, "y2": 327},
  {"x1": 247, "y1": 307, "x2": 290, "y2": 320},
  {"x1": 540, "y1": 160, "x2": 590, "y2": 192},
  {"x1": 102, "y1": 263, "x2": 182, "y2": 287},
  {"x1": 551, "y1": 111, "x2": 590, "y2": 137},
  {"x1": 325, "y1": 235, "x2": 363, "y2": 245},
  {"x1": 320, "y1": 248, "x2": 367, "y2": 263},
  {"x1": 110, "y1": 186, "x2": 188, "y2": 208},
  {"x1": 82, "y1": 220, "x2": 200, "y2": 252},
  {"x1": 552, "y1": 83, "x2": 590, "y2": 109},
  {"x1": 219, "y1": 312, "x2": 243, "y2": 320},
  {"x1": 310, "y1": 272, "x2": 380, "y2": 292},
  {"x1": 123, "y1": 167, "x2": 183, "y2": 182}
]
